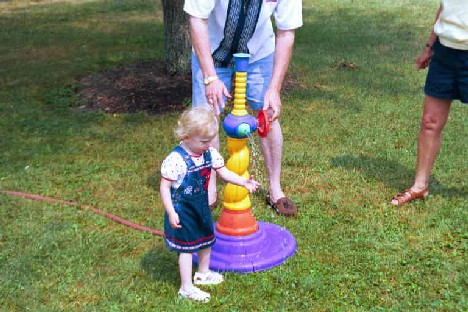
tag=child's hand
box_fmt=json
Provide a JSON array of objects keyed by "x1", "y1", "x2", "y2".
[
  {"x1": 243, "y1": 177, "x2": 260, "y2": 192},
  {"x1": 168, "y1": 212, "x2": 182, "y2": 229}
]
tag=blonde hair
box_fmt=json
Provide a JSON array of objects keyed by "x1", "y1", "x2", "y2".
[{"x1": 174, "y1": 107, "x2": 219, "y2": 139}]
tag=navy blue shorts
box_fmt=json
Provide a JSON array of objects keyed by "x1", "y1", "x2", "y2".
[{"x1": 424, "y1": 38, "x2": 468, "y2": 104}]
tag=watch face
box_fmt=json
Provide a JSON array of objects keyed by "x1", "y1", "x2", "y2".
[{"x1": 204, "y1": 77, "x2": 215, "y2": 85}]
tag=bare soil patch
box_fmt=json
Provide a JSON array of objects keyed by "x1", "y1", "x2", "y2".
[
  {"x1": 76, "y1": 60, "x2": 299, "y2": 115},
  {"x1": 76, "y1": 60, "x2": 190, "y2": 115}
]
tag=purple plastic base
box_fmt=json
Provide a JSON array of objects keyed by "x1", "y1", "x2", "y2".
[{"x1": 193, "y1": 221, "x2": 297, "y2": 273}]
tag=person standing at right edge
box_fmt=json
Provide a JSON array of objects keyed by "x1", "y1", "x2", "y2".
[
  {"x1": 183, "y1": 0, "x2": 303, "y2": 216},
  {"x1": 390, "y1": 0, "x2": 467, "y2": 205}
]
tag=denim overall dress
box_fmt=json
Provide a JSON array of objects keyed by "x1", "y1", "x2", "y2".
[{"x1": 163, "y1": 146, "x2": 216, "y2": 253}]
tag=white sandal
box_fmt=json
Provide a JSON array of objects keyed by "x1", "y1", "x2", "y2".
[
  {"x1": 194, "y1": 271, "x2": 224, "y2": 285},
  {"x1": 178, "y1": 286, "x2": 210, "y2": 303}
]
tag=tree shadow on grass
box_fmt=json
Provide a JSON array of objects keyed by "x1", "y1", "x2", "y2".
[
  {"x1": 140, "y1": 244, "x2": 179, "y2": 285},
  {"x1": 330, "y1": 155, "x2": 467, "y2": 199}
]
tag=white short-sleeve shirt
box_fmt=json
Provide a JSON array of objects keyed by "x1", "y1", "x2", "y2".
[
  {"x1": 434, "y1": 0, "x2": 468, "y2": 50},
  {"x1": 184, "y1": 0, "x2": 303, "y2": 63},
  {"x1": 161, "y1": 146, "x2": 225, "y2": 189}
]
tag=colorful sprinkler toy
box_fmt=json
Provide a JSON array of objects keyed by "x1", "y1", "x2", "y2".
[{"x1": 194, "y1": 53, "x2": 296, "y2": 273}]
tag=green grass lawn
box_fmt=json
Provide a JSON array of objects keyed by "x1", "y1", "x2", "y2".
[{"x1": 1, "y1": 0, "x2": 466, "y2": 311}]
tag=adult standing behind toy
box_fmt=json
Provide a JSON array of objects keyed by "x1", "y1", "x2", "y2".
[
  {"x1": 183, "y1": 0, "x2": 302, "y2": 216},
  {"x1": 390, "y1": 0, "x2": 467, "y2": 205}
]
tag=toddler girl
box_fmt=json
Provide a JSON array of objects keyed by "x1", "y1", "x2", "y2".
[{"x1": 160, "y1": 107, "x2": 259, "y2": 302}]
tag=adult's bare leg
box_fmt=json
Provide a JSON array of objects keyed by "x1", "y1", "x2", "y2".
[
  {"x1": 391, "y1": 95, "x2": 451, "y2": 205},
  {"x1": 412, "y1": 95, "x2": 452, "y2": 191},
  {"x1": 257, "y1": 117, "x2": 285, "y2": 202}
]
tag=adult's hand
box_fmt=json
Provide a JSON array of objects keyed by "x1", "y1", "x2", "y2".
[
  {"x1": 263, "y1": 88, "x2": 282, "y2": 121},
  {"x1": 205, "y1": 79, "x2": 231, "y2": 115},
  {"x1": 415, "y1": 47, "x2": 433, "y2": 70}
]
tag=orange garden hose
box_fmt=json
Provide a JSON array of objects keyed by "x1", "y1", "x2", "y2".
[{"x1": 0, "y1": 190, "x2": 164, "y2": 237}]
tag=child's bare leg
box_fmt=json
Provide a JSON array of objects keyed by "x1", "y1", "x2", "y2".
[
  {"x1": 179, "y1": 252, "x2": 193, "y2": 290},
  {"x1": 196, "y1": 247, "x2": 211, "y2": 273},
  {"x1": 194, "y1": 247, "x2": 224, "y2": 285},
  {"x1": 178, "y1": 252, "x2": 211, "y2": 302}
]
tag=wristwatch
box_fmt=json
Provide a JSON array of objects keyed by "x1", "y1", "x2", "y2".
[{"x1": 203, "y1": 76, "x2": 218, "y2": 86}]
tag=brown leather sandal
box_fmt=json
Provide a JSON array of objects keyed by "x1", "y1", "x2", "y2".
[
  {"x1": 390, "y1": 188, "x2": 429, "y2": 206},
  {"x1": 266, "y1": 193, "x2": 297, "y2": 216}
]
